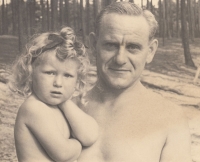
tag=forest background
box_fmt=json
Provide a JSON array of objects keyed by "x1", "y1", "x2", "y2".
[
  {"x1": 0, "y1": 0, "x2": 200, "y2": 162},
  {"x1": 0, "y1": 0, "x2": 200, "y2": 67}
]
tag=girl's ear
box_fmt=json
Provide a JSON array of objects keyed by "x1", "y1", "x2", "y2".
[
  {"x1": 146, "y1": 39, "x2": 158, "y2": 64},
  {"x1": 72, "y1": 83, "x2": 80, "y2": 97},
  {"x1": 89, "y1": 32, "x2": 97, "y2": 57}
]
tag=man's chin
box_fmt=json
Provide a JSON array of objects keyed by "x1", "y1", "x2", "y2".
[{"x1": 105, "y1": 80, "x2": 132, "y2": 90}]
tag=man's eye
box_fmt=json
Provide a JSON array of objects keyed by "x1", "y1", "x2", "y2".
[
  {"x1": 104, "y1": 43, "x2": 118, "y2": 50},
  {"x1": 126, "y1": 44, "x2": 140, "y2": 51}
]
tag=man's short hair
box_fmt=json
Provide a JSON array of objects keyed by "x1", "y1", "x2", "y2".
[{"x1": 95, "y1": 2, "x2": 158, "y2": 41}]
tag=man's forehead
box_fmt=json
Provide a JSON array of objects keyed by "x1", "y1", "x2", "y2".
[
  {"x1": 99, "y1": 14, "x2": 150, "y2": 41},
  {"x1": 101, "y1": 13, "x2": 146, "y2": 25},
  {"x1": 100, "y1": 14, "x2": 149, "y2": 32}
]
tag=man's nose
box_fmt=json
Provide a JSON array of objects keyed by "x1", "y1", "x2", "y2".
[
  {"x1": 114, "y1": 46, "x2": 127, "y2": 65},
  {"x1": 53, "y1": 76, "x2": 62, "y2": 87}
]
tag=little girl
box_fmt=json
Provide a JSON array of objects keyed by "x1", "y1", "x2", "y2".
[{"x1": 9, "y1": 27, "x2": 98, "y2": 162}]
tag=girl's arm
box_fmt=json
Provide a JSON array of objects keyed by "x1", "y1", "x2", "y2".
[
  {"x1": 59, "y1": 100, "x2": 99, "y2": 147},
  {"x1": 21, "y1": 99, "x2": 82, "y2": 162}
]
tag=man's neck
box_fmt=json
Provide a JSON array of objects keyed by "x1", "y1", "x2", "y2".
[{"x1": 90, "y1": 79, "x2": 144, "y2": 103}]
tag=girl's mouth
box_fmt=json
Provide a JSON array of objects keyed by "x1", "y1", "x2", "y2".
[{"x1": 51, "y1": 91, "x2": 62, "y2": 94}]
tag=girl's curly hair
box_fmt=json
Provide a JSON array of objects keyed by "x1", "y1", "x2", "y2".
[{"x1": 9, "y1": 27, "x2": 90, "y2": 101}]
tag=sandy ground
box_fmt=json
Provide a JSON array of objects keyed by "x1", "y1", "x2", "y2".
[{"x1": 0, "y1": 37, "x2": 200, "y2": 162}]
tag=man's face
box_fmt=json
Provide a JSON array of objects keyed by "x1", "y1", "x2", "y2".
[
  {"x1": 32, "y1": 52, "x2": 79, "y2": 106},
  {"x1": 93, "y1": 14, "x2": 157, "y2": 90}
]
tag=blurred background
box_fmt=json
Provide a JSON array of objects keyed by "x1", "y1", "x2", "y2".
[{"x1": 0, "y1": 0, "x2": 199, "y2": 67}]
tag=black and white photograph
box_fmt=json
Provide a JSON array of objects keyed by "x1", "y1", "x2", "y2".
[{"x1": 0, "y1": 0, "x2": 200, "y2": 162}]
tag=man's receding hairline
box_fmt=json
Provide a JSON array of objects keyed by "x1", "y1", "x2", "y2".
[{"x1": 97, "y1": 13, "x2": 151, "y2": 38}]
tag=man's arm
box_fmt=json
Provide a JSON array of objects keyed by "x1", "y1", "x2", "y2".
[
  {"x1": 160, "y1": 111, "x2": 192, "y2": 162},
  {"x1": 59, "y1": 100, "x2": 99, "y2": 147},
  {"x1": 21, "y1": 100, "x2": 82, "y2": 162}
]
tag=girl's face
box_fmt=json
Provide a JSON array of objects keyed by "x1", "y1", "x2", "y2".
[{"x1": 32, "y1": 52, "x2": 79, "y2": 106}]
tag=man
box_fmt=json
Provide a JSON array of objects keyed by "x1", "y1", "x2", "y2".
[{"x1": 78, "y1": 2, "x2": 191, "y2": 162}]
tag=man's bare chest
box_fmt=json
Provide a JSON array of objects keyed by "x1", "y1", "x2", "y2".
[
  {"x1": 79, "y1": 124, "x2": 166, "y2": 162},
  {"x1": 78, "y1": 110, "x2": 167, "y2": 162}
]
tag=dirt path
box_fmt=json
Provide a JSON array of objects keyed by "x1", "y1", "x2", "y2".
[{"x1": 0, "y1": 82, "x2": 24, "y2": 162}]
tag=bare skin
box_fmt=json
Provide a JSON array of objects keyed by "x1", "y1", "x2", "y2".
[
  {"x1": 77, "y1": 13, "x2": 191, "y2": 162},
  {"x1": 14, "y1": 54, "x2": 98, "y2": 162},
  {"x1": 15, "y1": 95, "x2": 81, "y2": 162},
  {"x1": 78, "y1": 82, "x2": 191, "y2": 162}
]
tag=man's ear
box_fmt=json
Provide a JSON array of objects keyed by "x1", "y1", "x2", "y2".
[
  {"x1": 89, "y1": 32, "x2": 97, "y2": 57},
  {"x1": 146, "y1": 39, "x2": 158, "y2": 64}
]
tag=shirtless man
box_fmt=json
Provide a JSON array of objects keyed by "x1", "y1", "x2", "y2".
[{"x1": 78, "y1": 2, "x2": 191, "y2": 162}]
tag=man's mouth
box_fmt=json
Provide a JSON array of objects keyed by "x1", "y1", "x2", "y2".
[{"x1": 109, "y1": 68, "x2": 130, "y2": 72}]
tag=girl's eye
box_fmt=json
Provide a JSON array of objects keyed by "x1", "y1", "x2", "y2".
[
  {"x1": 64, "y1": 74, "x2": 73, "y2": 78},
  {"x1": 45, "y1": 71, "x2": 55, "y2": 75}
]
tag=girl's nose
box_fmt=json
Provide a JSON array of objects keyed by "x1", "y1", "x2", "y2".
[{"x1": 53, "y1": 76, "x2": 62, "y2": 87}]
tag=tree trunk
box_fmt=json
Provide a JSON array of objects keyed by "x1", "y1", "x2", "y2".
[
  {"x1": 150, "y1": 0, "x2": 153, "y2": 13},
  {"x1": 101, "y1": 0, "x2": 106, "y2": 7},
  {"x1": 93, "y1": 0, "x2": 97, "y2": 20},
  {"x1": 193, "y1": 0, "x2": 198, "y2": 36},
  {"x1": 103, "y1": 0, "x2": 112, "y2": 6},
  {"x1": 80, "y1": 0, "x2": 85, "y2": 42},
  {"x1": 169, "y1": 0, "x2": 173, "y2": 37},
  {"x1": 166, "y1": 0, "x2": 171, "y2": 38},
  {"x1": 29, "y1": 0, "x2": 36, "y2": 35},
  {"x1": 11, "y1": 0, "x2": 17, "y2": 35},
  {"x1": 198, "y1": 0, "x2": 200, "y2": 37},
  {"x1": 191, "y1": 0, "x2": 195, "y2": 39},
  {"x1": 65, "y1": 0, "x2": 70, "y2": 26},
  {"x1": 18, "y1": 0, "x2": 24, "y2": 52},
  {"x1": 159, "y1": 0, "x2": 162, "y2": 37},
  {"x1": 51, "y1": 0, "x2": 58, "y2": 30},
  {"x1": 190, "y1": 0, "x2": 195, "y2": 39},
  {"x1": 40, "y1": 0, "x2": 46, "y2": 32},
  {"x1": 47, "y1": 0, "x2": 50, "y2": 31},
  {"x1": 181, "y1": 0, "x2": 196, "y2": 67},
  {"x1": 176, "y1": 0, "x2": 180, "y2": 37},
  {"x1": 187, "y1": 0, "x2": 194, "y2": 41},
  {"x1": 26, "y1": 0, "x2": 30, "y2": 36},
  {"x1": 23, "y1": 1, "x2": 28, "y2": 40},
  {"x1": 86, "y1": 0, "x2": 90, "y2": 35},
  {"x1": 5, "y1": 0, "x2": 8, "y2": 34},
  {"x1": 163, "y1": 0, "x2": 166, "y2": 45},
  {"x1": 146, "y1": 0, "x2": 150, "y2": 10},
  {"x1": 77, "y1": 0, "x2": 81, "y2": 30},
  {"x1": 2, "y1": 0, "x2": 5, "y2": 34},
  {"x1": 141, "y1": 0, "x2": 143, "y2": 8},
  {"x1": 73, "y1": 0, "x2": 77, "y2": 31},
  {"x1": 60, "y1": 0, "x2": 64, "y2": 27}
]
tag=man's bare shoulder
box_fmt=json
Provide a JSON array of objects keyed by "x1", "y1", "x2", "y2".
[
  {"x1": 143, "y1": 87, "x2": 188, "y2": 126},
  {"x1": 145, "y1": 90, "x2": 192, "y2": 162}
]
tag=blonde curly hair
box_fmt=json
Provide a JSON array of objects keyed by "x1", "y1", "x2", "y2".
[{"x1": 9, "y1": 27, "x2": 90, "y2": 101}]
